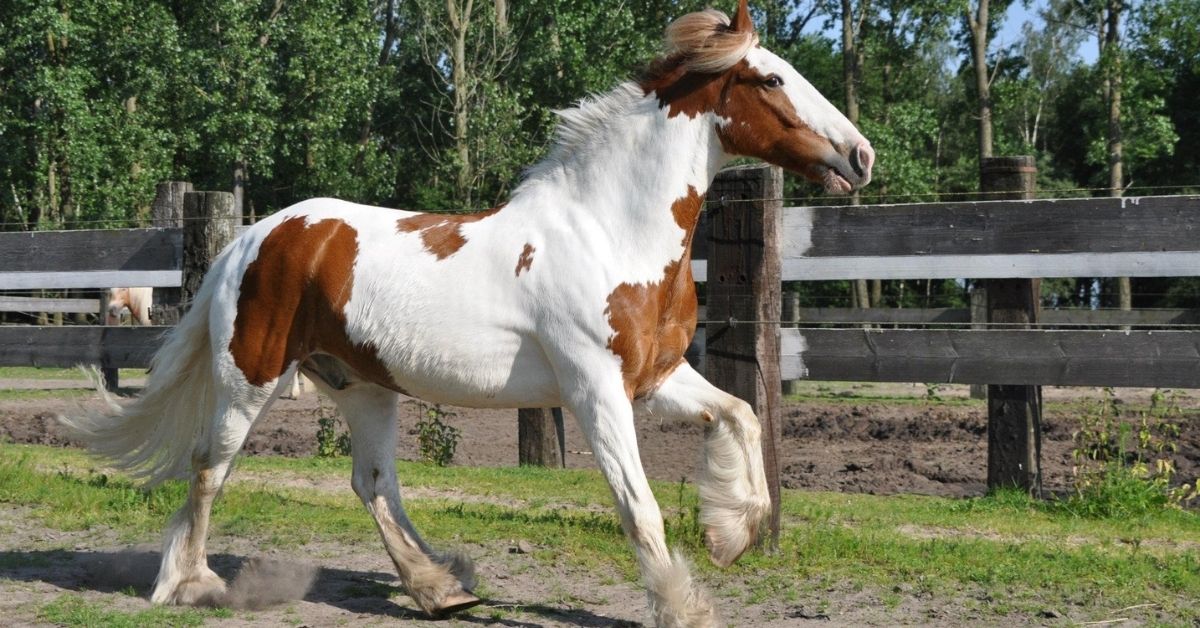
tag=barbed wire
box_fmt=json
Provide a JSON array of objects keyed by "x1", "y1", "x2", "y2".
[{"x1": 1, "y1": 183, "x2": 1198, "y2": 230}]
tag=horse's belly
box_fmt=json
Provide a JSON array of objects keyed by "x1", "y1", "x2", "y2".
[{"x1": 367, "y1": 324, "x2": 561, "y2": 409}]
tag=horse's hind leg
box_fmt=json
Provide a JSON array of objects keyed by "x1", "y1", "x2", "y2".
[
  {"x1": 150, "y1": 393, "x2": 266, "y2": 605},
  {"x1": 320, "y1": 381, "x2": 479, "y2": 616}
]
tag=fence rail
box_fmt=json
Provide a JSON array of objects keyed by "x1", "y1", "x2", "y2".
[
  {"x1": 691, "y1": 195, "x2": 1200, "y2": 281},
  {"x1": 788, "y1": 306, "x2": 1200, "y2": 327},
  {"x1": 0, "y1": 229, "x2": 183, "y2": 290}
]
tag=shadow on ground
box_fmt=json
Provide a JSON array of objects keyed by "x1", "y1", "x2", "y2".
[{"x1": 0, "y1": 548, "x2": 640, "y2": 627}]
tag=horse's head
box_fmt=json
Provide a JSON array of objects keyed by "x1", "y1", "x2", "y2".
[{"x1": 642, "y1": 0, "x2": 873, "y2": 194}]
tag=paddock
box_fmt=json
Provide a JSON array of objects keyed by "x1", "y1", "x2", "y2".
[{"x1": 1, "y1": 168, "x2": 1199, "y2": 624}]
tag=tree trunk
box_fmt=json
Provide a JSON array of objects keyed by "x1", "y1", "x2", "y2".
[
  {"x1": 495, "y1": 0, "x2": 507, "y2": 35},
  {"x1": 448, "y1": 0, "x2": 475, "y2": 206},
  {"x1": 354, "y1": 0, "x2": 398, "y2": 167},
  {"x1": 968, "y1": 0, "x2": 994, "y2": 160},
  {"x1": 233, "y1": 159, "x2": 247, "y2": 221},
  {"x1": 1102, "y1": 0, "x2": 1129, "y2": 313},
  {"x1": 842, "y1": 0, "x2": 870, "y2": 309},
  {"x1": 841, "y1": 0, "x2": 860, "y2": 125}
]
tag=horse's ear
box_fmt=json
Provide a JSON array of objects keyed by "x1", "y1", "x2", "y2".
[{"x1": 731, "y1": 0, "x2": 754, "y2": 34}]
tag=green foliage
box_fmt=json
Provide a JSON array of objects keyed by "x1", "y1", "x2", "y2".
[
  {"x1": 1068, "y1": 388, "x2": 1199, "y2": 517},
  {"x1": 0, "y1": 0, "x2": 1197, "y2": 325},
  {"x1": 415, "y1": 403, "x2": 461, "y2": 467},
  {"x1": 314, "y1": 400, "x2": 351, "y2": 458}
]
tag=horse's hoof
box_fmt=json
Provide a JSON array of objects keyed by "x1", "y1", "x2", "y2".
[
  {"x1": 153, "y1": 570, "x2": 227, "y2": 606},
  {"x1": 432, "y1": 589, "x2": 482, "y2": 617}
]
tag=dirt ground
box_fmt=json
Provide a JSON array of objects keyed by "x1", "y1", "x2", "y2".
[
  {"x1": 1, "y1": 380, "x2": 1198, "y2": 626},
  {"x1": 3, "y1": 380, "x2": 1198, "y2": 499}
]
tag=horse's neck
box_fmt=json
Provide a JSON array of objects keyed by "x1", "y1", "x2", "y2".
[{"x1": 518, "y1": 92, "x2": 727, "y2": 247}]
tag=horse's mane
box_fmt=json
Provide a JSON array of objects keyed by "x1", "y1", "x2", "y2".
[
  {"x1": 662, "y1": 8, "x2": 758, "y2": 73},
  {"x1": 516, "y1": 9, "x2": 755, "y2": 191}
]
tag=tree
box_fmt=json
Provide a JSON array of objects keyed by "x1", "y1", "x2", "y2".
[
  {"x1": 965, "y1": 0, "x2": 999, "y2": 160},
  {"x1": 411, "y1": 0, "x2": 521, "y2": 208},
  {"x1": 171, "y1": 0, "x2": 285, "y2": 219},
  {"x1": 0, "y1": 0, "x2": 182, "y2": 230}
]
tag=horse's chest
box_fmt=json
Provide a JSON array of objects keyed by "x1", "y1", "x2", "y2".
[{"x1": 604, "y1": 259, "x2": 698, "y2": 399}]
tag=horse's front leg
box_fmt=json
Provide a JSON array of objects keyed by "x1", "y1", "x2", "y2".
[
  {"x1": 557, "y1": 360, "x2": 719, "y2": 628},
  {"x1": 636, "y1": 362, "x2": 771, "y2": 567}
]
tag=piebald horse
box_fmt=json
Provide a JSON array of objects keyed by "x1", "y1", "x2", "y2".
[{"x1": 62, "y1": 3, "x2": 873, "y2": 625}]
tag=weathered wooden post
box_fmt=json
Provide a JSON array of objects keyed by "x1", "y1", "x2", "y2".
[
  {"x1": 518, "y1": 408, "x2": 563, "y2": 467},
  {"x1": 981, "y1": 156, "x2": 1042, "y2": 496},
  {"x1": 182, "y1": 192, "x2": 237, "y2": 311},
  {"x1": 706, "y1": 164, "x2": 784, "y2": 548},
  {"x1": 99, "y1": 289, "x2": 119, "y2": 392},
  {"x1": 969, "y1": 285, "x2": 987, "y2": 400},
  {"x1": 782, "y1": 289, "x2": 801, "y2": 397},
  {"x1": 152, "y1": 181, "x2": 192, "y2": 325}
]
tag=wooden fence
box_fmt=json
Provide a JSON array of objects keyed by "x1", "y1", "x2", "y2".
[{"x1": 3, "y1": 169, "x2": 1200, "y2": 541}]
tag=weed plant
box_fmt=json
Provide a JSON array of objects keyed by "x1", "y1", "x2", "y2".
[
  {"x1": 416, "y1": 403, "x2": 461, "y2": 466},
  {"x1": 1067, "y1": 388, "x2": 1198, "y2": 517},
  {"x1": 314, "y1": 400, "x2": 351, "y2": 458}
]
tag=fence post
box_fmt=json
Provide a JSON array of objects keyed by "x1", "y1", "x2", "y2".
[
  {"x1": 981, "y1": 156, "x2": 1042, "y2": 496},
  {"x1": 182, "y1": 192, "x2": 237, "y2": 311},
  {"x1": 782, "y1": 289, "x2": 800, "y2": 397},
  {"x1": 518, "y1": 408, "x2": 563, "y2": 467},
  {"x1": 152, "y1": 182, "x2": 192, "y2": 325},
  {"x1": 969, "y1": 285, "x2": 987, "y2": 400},
  {"x1": 706, "y1": 164, "x2": 784, "y2": 548},
  {"x1": 99, "y1": 290, "x2": 119, "y2": 392}
]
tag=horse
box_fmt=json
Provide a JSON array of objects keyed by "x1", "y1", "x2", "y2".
[
  {"x1": 104, "y1": 287, "x2": 153, "y2": 326},
  {"x1": 61, "y1": 2, "x2": 873, "y2": 625}
]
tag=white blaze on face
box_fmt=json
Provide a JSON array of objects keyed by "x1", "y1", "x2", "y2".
[{"x1": 743, "y1": 47, "x2": 864, "y2": 150}]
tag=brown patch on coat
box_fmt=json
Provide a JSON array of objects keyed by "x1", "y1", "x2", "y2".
[
  {"x1": 640, "y1": 57, "x2": 728, "y2": 120},
  {"x1": 396, "y1": 206, "x2": 502, "y2": 260},
  {"x1": 229, "y1": 217, "x2": 400, "y2": 390},
  {"x1": 605, "y1": 188, "x2": 704, "y2": 399},
  {"x1": 713, "y1": 67, "x2": 836, "y2": 178},
  {"x1": 515, "y1": 244, "x2": 536, "y2": 277},
  {"x1": 640, "y1": 57, "x2": 837, "y2": 186}
]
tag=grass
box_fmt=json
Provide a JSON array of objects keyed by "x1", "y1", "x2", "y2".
[
  {"x1": 0, "y1": 366, "x2": 148, "y2": 401},
  {"x1": 0, "y1": 388, "x2": 96, "y2": 401},
  {"x1": 1, "y1": 442, "x2": 1198, "y2": 624},
  {"x1": 0, "y1": 367, "x2": 145, "y2": 382},
  {"x1": 38, "y1": 594, "x2": 230, "y2": 627}
]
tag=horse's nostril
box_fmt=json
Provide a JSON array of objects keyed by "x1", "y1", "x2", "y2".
[
  {"x1": 849, "y1": 148, "x2": 864, "y2": 178},
  {"x1": 854, "y1": 143, "x2": 875, "y2": 178}
]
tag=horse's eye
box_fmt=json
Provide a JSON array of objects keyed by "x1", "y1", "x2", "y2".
[{"x1": 764, "y1": 75, "x2": 784, "y2": 88}]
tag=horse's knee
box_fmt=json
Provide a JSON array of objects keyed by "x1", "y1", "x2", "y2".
[{"x1": 723, "y1": 398, "x2": 760, "y2": 438}]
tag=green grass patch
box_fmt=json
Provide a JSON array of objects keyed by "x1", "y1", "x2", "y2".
[
  {"x1": 37, "y1": 594, "x2": 230, "y2": 627},
  {"x1": 0, "y1": 367, "x2": 144, "y2": 381},
  {"x1": 3, "y1": 443, "x2": 1199, "y2": 621},
  {"x1": 783, "y1": 381, "x2": 982, "y2": 407},
  {"x1": 0, "y1": 388, "x2": 95, "y2": 401}
]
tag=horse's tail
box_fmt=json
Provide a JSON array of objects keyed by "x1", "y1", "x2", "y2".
[{"x1": 60, "y1": 276, "x2": 220, "y2": 487}]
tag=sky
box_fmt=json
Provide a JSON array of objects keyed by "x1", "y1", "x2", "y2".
[
  {"x1": 1000, "y1": 0, "x2": 1099, "y2": 64},
  {"x1": 799, "y1": 1, "x2": 1101, "y2": 66}
]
